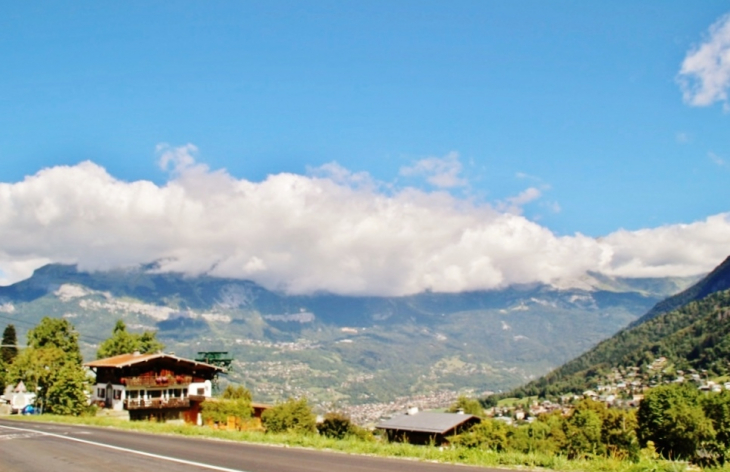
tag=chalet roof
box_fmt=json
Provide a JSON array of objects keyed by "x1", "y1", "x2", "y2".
[
  {"x1": 85, "y1": 352, "x2": 223, "y2": 372},
  {"x1": 375, "y1": 412, "x2": 479, "y2": 434}
]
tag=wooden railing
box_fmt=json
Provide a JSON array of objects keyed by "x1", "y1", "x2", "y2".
[
  {"x1": 121, "y1": 375, "x2": 193, "y2": 387},
  {"x1": 124, "y1": 397, "x2": 191, "y2": 410}
]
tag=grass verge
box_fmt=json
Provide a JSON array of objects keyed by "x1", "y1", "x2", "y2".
[{"x1": 3, "y1": 414, "x2": 691, "y2": 472}]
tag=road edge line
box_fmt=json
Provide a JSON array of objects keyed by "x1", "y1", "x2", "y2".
[{"x1": 0, "y1": 424, "x2": 249, "y2": 472}]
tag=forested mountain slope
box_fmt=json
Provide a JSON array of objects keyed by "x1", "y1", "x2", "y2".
[{"x1": 501, "y1": 256, "x2": 730, "y2": 399}]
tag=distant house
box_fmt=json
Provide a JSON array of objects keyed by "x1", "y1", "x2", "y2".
[
  {"x1": 2, "y1": 381, "x2": 36, "y2": 414},
  {"x1": 85, "y1": 352, "x2": 223, "y2": 423},
  {"x1": 375, "y1": 412, "x2": 480, "y2": 445},
  {"x1": 251, "y1": 402, "x2": 271, "y2": 419}
]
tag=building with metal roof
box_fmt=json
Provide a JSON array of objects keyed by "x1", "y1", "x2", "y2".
[{"x1": 375, "y1": 411, "x2": 480, "y2": 445}]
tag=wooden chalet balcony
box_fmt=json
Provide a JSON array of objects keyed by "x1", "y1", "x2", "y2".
[
  {"x1": 121, "y1": 375, "x2": 193, "y2": 387},
  {"x1": 124, "y1": 397, "x2": 191, "y2": 410}
]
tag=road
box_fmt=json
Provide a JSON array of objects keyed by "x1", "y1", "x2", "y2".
[{"x1": 0, "y1": 419, "x2": 497, "y2": 472}]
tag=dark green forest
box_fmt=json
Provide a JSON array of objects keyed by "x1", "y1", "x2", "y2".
[{"x1": 497, "y1": 288, "x2": 730, "y2": 401}]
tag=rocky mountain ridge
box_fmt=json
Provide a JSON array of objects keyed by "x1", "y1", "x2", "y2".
[{"x1": 0, "y1": 263, "x2": 699, "y2": 407}]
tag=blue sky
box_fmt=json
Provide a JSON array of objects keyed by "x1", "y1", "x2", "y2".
[{"x1": 1, "y1": 2, "x2": 730, "y2": 293}]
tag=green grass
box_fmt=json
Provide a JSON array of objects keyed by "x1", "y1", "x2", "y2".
[
  {"x1": 4, "y1": 415, "x2": 691, "y2": 472},
  {"x1": 497, "y1": 396, "x2": 538, "y2": 408}
]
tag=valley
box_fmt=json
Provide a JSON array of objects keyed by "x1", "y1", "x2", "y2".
[{"x1": 0, "y1": 264, "x2": 699, "y2": 414}]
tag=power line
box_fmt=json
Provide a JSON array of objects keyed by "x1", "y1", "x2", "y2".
[{"x1": 0, "y1": 312, "x2": 121, "y2": 345}]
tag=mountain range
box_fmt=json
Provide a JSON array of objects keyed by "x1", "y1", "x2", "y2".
[{"x1": 0, "y1": 263, "x2": 699, "y2": 406}]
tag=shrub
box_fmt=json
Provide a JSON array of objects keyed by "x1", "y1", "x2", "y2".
[
  {"x1": 452, "y1": 419, "x2": 509, "y2": 451},
  {"x1": 317, "y1": 412, "x2": 352, "y2": 439},
  {"x1": 261, "y1": 398, "x2": 316, "y2": 434},
  {"x1": 317, "y1": 412, "x2": 374, "y2": 441},
  {"x1": 509, "y1": 420, "x2": 560, "y2": 455},
  {"x1": 201, "y1": 398, "x2": 252, "y2": 425}
]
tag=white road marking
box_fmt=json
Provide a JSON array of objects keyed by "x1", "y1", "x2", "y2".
[{"x1": 0, "y1": 424, "x2": 250, "y2": 472}]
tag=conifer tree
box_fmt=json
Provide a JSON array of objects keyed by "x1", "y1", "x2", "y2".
[
  {"x1": 97, "y1": 320, "x2": 164, "y2": 359},
  {"x1": 1, "y1": 324, "x2": 18, "y2": 365}
]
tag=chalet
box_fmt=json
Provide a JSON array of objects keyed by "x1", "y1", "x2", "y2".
[
  {"x1": 375, "y1": 411, "x2": 480, "y2": 445},
  {"x1": 85, "y1": 352, "x2": 223, "y2": 423}
]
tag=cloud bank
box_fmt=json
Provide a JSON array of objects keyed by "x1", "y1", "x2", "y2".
[
  {"x1": 679, "y1": 13, "x2": 730, "y2": 107},
  {"x1": 0, "y1": 146, "x2": 728, "y2": 295}
]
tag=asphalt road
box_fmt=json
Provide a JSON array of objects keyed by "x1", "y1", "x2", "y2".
[{"x1": 0, "y1": 419, "x2": 497, "y2": 472}]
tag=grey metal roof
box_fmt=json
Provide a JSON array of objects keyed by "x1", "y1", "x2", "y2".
[{"x1": 375, "y1": 412, "x2": 479, "y2": 434}]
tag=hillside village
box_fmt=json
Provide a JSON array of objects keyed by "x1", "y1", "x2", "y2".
[{"x1": 485, "y1": 356, "x2": 730, "y2": 425}]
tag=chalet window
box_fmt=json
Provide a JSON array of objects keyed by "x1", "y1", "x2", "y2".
[
  {"x1": 150, "y1": 390, "x2": 162, "y2": 399},
  {"x1": 98, "y1": 388, "x2": 105, "y2": 398},
  {"x1": 128, "y1": 390, "x2": 139, "y2": 399},
  {"x1": 197, "y1": 388, "x2": 204, "y2": 395},
  {"x1": 113, "y1": 390, "x2": 122, "y2": 400}
]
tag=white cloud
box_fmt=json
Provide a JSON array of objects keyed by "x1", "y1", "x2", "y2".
[
  {"x1": 157, "y1": 143, "x2": 199, "y2": 173},
  {"x1": 0, "y1": 146, "x2": 727, "y2": 296},
  {"x1": 709, "y1": 151, "x2": 726, "y2": 167},
  {"x1": 399, "y1": 152, "x2": 467, "y2": 188},
  {"x1": 541, "y1": 201, "x2": 562, "y2": 214},
  {"x1": 678, "y1": 13, "x2": 730, "y2": 107},
  {"x1": 497, "y1": 187, "x2": 542, "y2": 214},
  {"x1": 676, "y1": 132, "x2": 691, "y2": 144}
]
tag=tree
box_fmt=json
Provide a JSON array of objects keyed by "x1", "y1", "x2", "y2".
[
  {"x1": 96, "y1": 320, "x2": 164, "y2": 359},
  {"x1": 222, "y1": 384, "x2": 252, "y2": 401},
  {"x1": 9, "y1": 318, "x2": 89, "y2": 416},
  {"x1": 637, "y1": 384, "x2": 715, "y2": 459},
  {"x1": 448, "y1": 395, "x2": 484, "y2": 417},
  {"x1": 261, "y1": 398, "x2": 316, "y2": 434},
  {"x1": 564, "y1": 406, "x2": 604, "y2": 458},
  {"x1": 0, "y1": 358, "x2": 6, "y2": 393},
  {"x1": 703, "y1": 390, "x2": 730, "y2": 447},
  {"x1": 1, "y1": 324, "x2": 18, "y2": 364},
  {"x1": 45, "y1": 361, "x2": 89, "y2": 416},
  {"x1": 137, "y1": 330, "x2": 164, "y2": 355},
  {"x1": 27, "y1": 317, "x2": 82, "y2": 364},
  {"x1": 602, "y1": 408, "x2": 639, "y2": 460}
]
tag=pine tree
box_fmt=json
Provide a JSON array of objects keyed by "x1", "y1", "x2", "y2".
[
  {"x1": 97, "y1": 320, "x2": 165, "y2": 359},
  {"x1": 1, "y1": 324, "x2": 18, "y2": 364}
]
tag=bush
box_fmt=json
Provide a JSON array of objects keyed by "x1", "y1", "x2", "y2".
[
  {"x1": 201, "y1": 398, "x2": 252, "y2": 425},
  {"x1": 317, "y1": 412, "x2": 352, "y2": 439},
  {"x1": 317, "y1": 412, "x2": 373, "y2": 441},
  {"x1": 509, "y1": 420, "x2": 561, "y2": 455},
  {"x1": 452, "y1": 419, "x2": 509, "y2": 451},
  {"x1": 261, "y1": 398, "x2": 316, "y2": 434}
]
